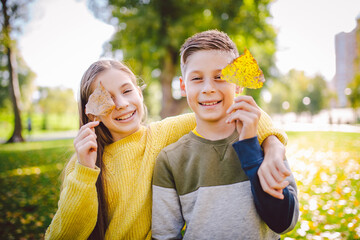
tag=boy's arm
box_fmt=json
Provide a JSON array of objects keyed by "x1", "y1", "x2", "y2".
[
  {"x1": 260, "y1": 136, "x2": 290, "y2": 199},
  {"x1": 232, "y1": 137, "x2": 299, "y2": 234},
  {"x1": 152, "y1": 150, "x2": 184, "y2": 240},
  {"x1": 227, "y1": 97, "x2": 290, "y2": 199}
]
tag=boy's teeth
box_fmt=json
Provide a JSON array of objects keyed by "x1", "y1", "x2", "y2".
[{"x1": 201, "y1": 101, "x2": 218, "y2": 106}]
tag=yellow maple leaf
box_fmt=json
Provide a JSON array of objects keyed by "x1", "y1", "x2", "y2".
[{"x1": 221, "y1": 48, "x2": 264, "y2": 89}]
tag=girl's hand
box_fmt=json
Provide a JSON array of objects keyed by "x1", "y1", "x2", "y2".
[
  {"x1": 226, "y1": 95, "x2": 261, "y2": 141},
  {"x1": 73, "y1": 121, "x2": 99, "y2": 169}
]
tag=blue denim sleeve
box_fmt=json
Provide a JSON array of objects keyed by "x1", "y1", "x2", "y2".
[{"x1": 232, "y1": 136, "x2": 295, "y2": 233}]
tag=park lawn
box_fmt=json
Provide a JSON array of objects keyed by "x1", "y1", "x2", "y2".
[
  {"x1": 0, "y1": 131, "x2": 359, "y2": 239},
  {"x1": 0, "y1": 112, "x2": 78, "y2": 140}
]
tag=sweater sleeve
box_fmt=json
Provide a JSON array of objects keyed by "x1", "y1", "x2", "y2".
[
  {"x1": 45, "y1": 155, "x2": 100, "y2": 240},
  {"x1": 232, "y1": 137, "x2": 299, "y2": 234},
  {"x1": 154, "y1": 113, "x2": 196, "y2": 147},
  {"x1": 257, "y1": 108, "x2": 288, "y2": 146},
  {"x1": 152, "y1": 150, "x2": 184, "y2": 240}
]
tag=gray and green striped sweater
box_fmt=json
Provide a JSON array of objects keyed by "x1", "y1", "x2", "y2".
[{"x1": 152, "y1": 131, "x2": 299, "y2": 240}]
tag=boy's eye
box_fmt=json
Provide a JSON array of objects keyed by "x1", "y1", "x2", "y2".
[
  {"x1": 215, "y1": 75, "x2": 225, "y2": 81},
  {"x1": 191, "y1": 77, "x2": 201, "y2": 81}
]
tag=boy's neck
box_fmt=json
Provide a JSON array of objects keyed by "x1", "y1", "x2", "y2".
[{"x1": 195, "y1": 119, "x2": 235, "y2": 141}]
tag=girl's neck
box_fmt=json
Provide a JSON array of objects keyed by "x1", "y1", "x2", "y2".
[{"x1": 195, "y1": 119, "x2": 235, "y2": 141}]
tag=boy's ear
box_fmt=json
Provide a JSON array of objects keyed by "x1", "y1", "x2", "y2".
[{"x1": 179, "y1": 77, "x2": 187, "y2": 97}]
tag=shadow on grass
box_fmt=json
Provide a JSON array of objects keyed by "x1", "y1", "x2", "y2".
[{"x1": 0, "y1": 139, "x2": 74, "y2": 239}]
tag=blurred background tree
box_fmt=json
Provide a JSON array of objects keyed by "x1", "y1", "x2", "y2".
[
  {"x1": 36, "y1": 87, "x2": 78, "y2": 130},
  {"x1": 88, "y1": 0, "x2": 277, "y2": 118},
  {"x1": 0, "y1": 52, "x2": 36, "y2": 114},
  {"x1": 347, "y1": 74, "x2": 360, "y2": 122},
  {"x1": 0, "y1": 0, "x2": 34, "y2": 142},
  {"x1": 265, "y1": 69, "x2": 330, "y2": 118}
]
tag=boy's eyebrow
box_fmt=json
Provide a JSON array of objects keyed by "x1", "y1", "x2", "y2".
[{"x1": 187, "y1": 69, "x2": 223, "y2": 75}]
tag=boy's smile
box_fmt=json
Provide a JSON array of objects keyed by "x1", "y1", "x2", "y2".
[{"x1": 180, "y1": 50, "x2": 238, "y2": 125}]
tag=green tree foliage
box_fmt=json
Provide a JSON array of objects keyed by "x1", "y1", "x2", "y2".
[
  {"x1": 88, "y1": 0, "x2": 277, "y2": 118},
  {"x1": 267, "y1": 70, "x2": 330, "y2": 116}
]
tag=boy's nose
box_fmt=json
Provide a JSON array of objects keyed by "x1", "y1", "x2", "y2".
[{"x1": 202, "y1": 80, "x2": 216, "y2": 94}]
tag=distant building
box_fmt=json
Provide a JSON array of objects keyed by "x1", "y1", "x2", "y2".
[{"x1": 333, "y1": 15, "x2": 360, "y2": 107}]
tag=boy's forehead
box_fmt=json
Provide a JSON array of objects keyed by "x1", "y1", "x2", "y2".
[{"x1": 184, "y1": 50, "x2": 235, "y2": 76}]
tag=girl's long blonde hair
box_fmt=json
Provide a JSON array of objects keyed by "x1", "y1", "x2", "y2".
[{"x1": 78, "y1": 59, "x2": 144, "y2": 239}]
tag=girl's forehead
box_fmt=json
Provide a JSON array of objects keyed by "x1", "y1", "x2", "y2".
[{"x1": 91, "y1": 69, "x2": 135, "y2": 92}]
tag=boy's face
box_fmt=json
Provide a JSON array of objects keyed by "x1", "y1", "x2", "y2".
[{"x1": 180, "y1": 50, "x2": 239, "y2": 124}]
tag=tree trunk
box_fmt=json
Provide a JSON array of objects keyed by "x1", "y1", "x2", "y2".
[
  {"x1": 159, "y1": 50, "x2": 188, "y2": 119},
  {"x1": 1, "y1": 0, "x2": 24, "y2": 143},
  {"x1": 6, "y1": 47, "x2": 24, "y2": 143}
]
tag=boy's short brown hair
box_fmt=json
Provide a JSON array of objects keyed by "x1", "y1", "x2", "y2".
[{"x1": 180, "y1": 29, "x2": 239, "y2": 76}]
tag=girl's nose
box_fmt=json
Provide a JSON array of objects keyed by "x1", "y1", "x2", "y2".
[{"x1": 114, "y1": 96, "x2": 129, "y2": 110}]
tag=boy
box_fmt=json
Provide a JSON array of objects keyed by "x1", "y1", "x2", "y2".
[{"x1": 152, "y1": 30, "x2": 299, "y2": 239}]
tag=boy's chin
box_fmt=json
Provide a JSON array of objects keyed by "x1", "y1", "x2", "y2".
[{"x1": 195, "y1": 113, "x2": 227, "y2": 123}]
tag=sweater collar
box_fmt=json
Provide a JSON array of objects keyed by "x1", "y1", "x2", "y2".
[
  {"x1": 189, "y1": 129, "x2": 239, "y2": 145},
  {"x1": 104, "y1": 125, "x2": 146, "y2": 153}
]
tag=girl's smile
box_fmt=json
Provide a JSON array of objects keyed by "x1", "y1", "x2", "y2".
[{"x1": 94, "y1": 68, "x2": 144, "y2": 141}]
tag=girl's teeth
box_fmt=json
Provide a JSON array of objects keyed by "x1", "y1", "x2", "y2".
[{"x1": 117, "y1": 112, "x2": 133, "y2": 120}]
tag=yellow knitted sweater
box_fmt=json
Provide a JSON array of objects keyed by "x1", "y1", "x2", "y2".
[{"x1": 45, "y1": 112, "x2": 286, "y2": 240}]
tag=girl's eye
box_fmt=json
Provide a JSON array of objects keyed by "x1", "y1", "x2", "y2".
[
  {"x1": 123, "y1": 89, "x2": 133, "y2": 94},
  {"x1": 191, "y1": 77, "x2": 201, "y2": 81}
]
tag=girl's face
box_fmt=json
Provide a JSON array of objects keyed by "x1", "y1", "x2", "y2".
[{"x1": 92, "y1": 68, "x2": 144, "y2": 141}]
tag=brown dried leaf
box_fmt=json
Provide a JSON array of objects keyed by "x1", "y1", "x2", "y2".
[{"x1": 85, "y1": 82, "x2": 115, "y2": 119}]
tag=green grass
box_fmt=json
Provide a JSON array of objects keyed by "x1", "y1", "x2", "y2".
[
  {"x1": 0, "y1": 132, "x2": 359, "y2": 239},
  {"x1": 0, "y1": 139, "x2": 74, "y2": 239},
  {"x1": 0, "y1": 112, "x2": 78, "y2": 140}
]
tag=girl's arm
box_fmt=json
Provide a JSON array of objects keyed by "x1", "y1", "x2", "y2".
[
  {"x1": 152, "y1": 113, "x2": 196, "y2": 147},
  {"x1": 257, "y1": 108, "x2": 287, "y2": 146},
  {"x1": 45, "y1": 156, "x2": 100, "y2": 239},
  {"x1": 45, "y1": 122, "x2": 101, "y2": 239},
  {"x1": 154, "y1": 109, "x2": 287, "y2": 149}
]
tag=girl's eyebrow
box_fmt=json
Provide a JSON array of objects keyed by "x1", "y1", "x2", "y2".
[{"x1": 120, "y1": 82, "x2": 132, "y2": 88}]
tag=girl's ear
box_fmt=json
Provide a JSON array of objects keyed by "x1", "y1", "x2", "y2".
[
  {"x1": 179, "y1": 77, "x2": 187, "y2": 97},
  {"x1": 137, "y1": 86, "x2": 144, "y2": 101}
]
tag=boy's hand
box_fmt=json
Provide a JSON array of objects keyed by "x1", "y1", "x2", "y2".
[
  {"x1": 226, "y1": 95, "x2": 261, "y2": 141},
  {"x1": 73, "y1": 121, "x2": 99, "y2": 169},
  {"x1": 259, "y1": 136, "x2": 291, "y2": 199}
]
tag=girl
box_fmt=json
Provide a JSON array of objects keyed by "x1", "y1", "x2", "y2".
[{"x1": 45, "y1": 60, "x2": 288, "y2": 239}]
